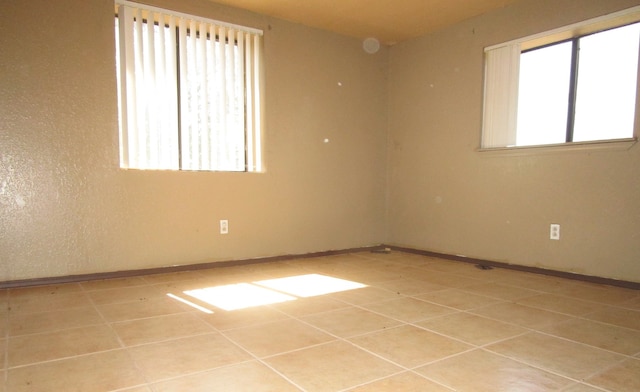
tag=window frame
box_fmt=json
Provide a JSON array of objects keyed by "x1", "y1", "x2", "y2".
[
  {"x1": 480, "y1": 6, "x2": 640, "y2": 153},
  {"x1": 114, "y1": 1, "x2": 265, "y2": 172}
]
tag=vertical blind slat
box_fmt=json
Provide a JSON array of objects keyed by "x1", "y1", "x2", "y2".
[
  {"x1": 116, "y1": 3, "x2": 263, "y2": 171},
  {"x1": 482, "y1": 43, "x2": 521, "y2": 148},
  {"x1": 252, "y1": 34, "x2": 263, "y2": 171}
]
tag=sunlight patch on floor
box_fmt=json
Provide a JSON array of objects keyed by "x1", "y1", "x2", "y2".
[
  {"x1": 184, "y1": 283, "x2": 296, "y2": 311},
  {"x1": 166, "y1": 293, "x2": 214, "y2": 314},
  {"x1": 169, "y1": 274, "x2": 367, "y2": 312},
  {"x1": 254, "y1": 274, "x2": 367, "y2": 298}
]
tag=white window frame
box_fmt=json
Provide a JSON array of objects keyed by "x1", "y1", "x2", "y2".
[
  {"x1": 115, "y1": 1, "x2": 264, "y2": 172},
  {"x1": 481, "y1": 6, "x2": 640, "y2": 152}
]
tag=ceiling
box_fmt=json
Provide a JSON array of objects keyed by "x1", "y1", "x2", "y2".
[{"x1": 207, "y1": 0, "x2": 519, "y2": 44}]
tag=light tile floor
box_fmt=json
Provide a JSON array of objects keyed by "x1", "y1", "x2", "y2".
[{"x1": 2, "y1": 251, "x2": 639, "y2": 391}]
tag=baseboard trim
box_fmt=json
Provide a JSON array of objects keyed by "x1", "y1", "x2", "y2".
[
  {"x1": 387, "y1": 245, "x2": 640, "y2": 290},
  {"x1": 0, "y1": 246, "x2": 379, "y2": 289},
  {"x1": 3, "y1": 245, "x2": 638, "y2": 290}
]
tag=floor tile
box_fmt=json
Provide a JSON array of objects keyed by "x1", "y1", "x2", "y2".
[
  {"x1": 153, "y1": 278, "x2": 234, "y2": 296},
  {"x1": 80, "y1": 277, "x2": 148, "y2": 291},
  {"x1": 488, "y1": 272, "x2": 568, "y2": 293},
  {"x1": 96, "y1": 297, "x2": 190, "y2": 322},
  {"x1": 586, "y1": 358, "x2": 640, "y2": 392},
  {"x1": 8, "y1": 325, "x2": 121, "y2": 367},
  {"x1": 302, "y1": 307, "x2": 401, "y2": 338},
  {"x1": 88, "y1": 285, "x2": 165, "y2": 305},
  {"x1": 471, "y1": 302, "x2": 571, "y2": 329},
  {"x1": 561, "y1": 383, "x2": 613, "y2": 391},
  {"x1": 8, "y1": 291, "x2": 93, "y2": 314},
  {"x1": 223, "y1": 318, "x2": 334, "y2": 357},
  {"x1": 361, "y1": 297, "x2": 455, "y2": 323},
  {"x1": 198, "y1": 305, "x2": 290, "y2": 331},
  {"x1": 259, "y1": 261, "x2": 317, "y2": 278},
  {"x1": 9, "y1": 307, "x2": 104, "y2": 336},
  {"x1": 415, "y1": 288, "x2": 501, "y2": 310},
  {"x1": 373, "y1": 278, "x2": 447, "y2": 296},
  {"x1": 486, "y1": 332, "x2": 625, "y2": 379},
  {"x1": 0, "y1": 289, "x2": 8, "y2": 307},
  {"x1": 323, "y1": 267, "x2": 395, "y2": 285},
  {"x1": 0, "y1": 339, "x2": 6, "y2": 369},
  {"x1": 8, "y1": 283, "x2": 83, "y2": 299},
  {"x1": 152, "y1": 361, "x2": 301, "y2": 391},
  {"x1": 346, "y1": 371, "x2": 452, "y2": 391},
  {"x1": 116, "y1": 387, "x2": 152, "y2": 392},
  {"x1": 368, "y1": 253, "x2": 434, "y2": 267},
  {"x1": 112, "y1": 312, "x2": 215, "y2": 346},
  {"x1": 416, "y1": 349, "x2": 572, "y2": 391},
  {"x1": 403, "y1": 269, "x2": 482, "y2": 288},
  {"x1": 0, "y1": 309, "x2": 8, "y2": 337},
  {"x1": 620, "y1": 296, "x2": 640, "y2": 310},
  {"x1": 269, "y1": 295, "x2": 349, "y2": 317},
  {"x1": 541, "y1": 317, "x2": 640, "y2": 355},
  {"x1": 461, "y1": 282, "x2": 540, "y2": 301},
  {"x1": 362, "y1": 265, "x2": 422, "y2": 282},
  {"x1": 142, "y1": 270, "x2": 205, "y2": 284},
  {"x1": 301, "y1": 265, "x2": 368, "y2": 281},
  {"x1": 265, "y1": 340, "x2": 401, "y2": 392},
  {"x1": 6, "y1": 349, "x2": 145, "y2": 392},
  {"x1": 420, "y1": 260, "x2": 497, "y2": 280},
  {"x1": 554, "y1": 282, "x2": 638, "y2": 305},
  {"x1": 128, "y1": 333, "x2": 251, "y2": 382},
  {"x1": 327, "y1": 286, "x2": 400, "y2": 305},
  {"x1": 417, "y1": 312, "x2": 526, "y2": 346},
  {"x1": 583, "y1": 306, "x2": 640, "y2": 330},
  {"x1": 349, "y1": 325, "x2": 472, "y2": 368},
  {"x1": 516, "y1": 294, "x2": 606, "y2": 316},
  {"x1": 2, "y1": 251, "x2": 637, "y2": 392}
]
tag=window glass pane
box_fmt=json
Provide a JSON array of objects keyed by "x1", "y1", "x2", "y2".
[
  {"x1": 115, "y1": 4, "x2": 262, "y2": 172},
  {"x1": 516, "y1": 41, "x2": 573, "y2": 146},
  {"x1": 573, "y1": 23, "x2": 640, "y2": 142},
  {"x1": 181, "y1": 28, "x2": 246, "y2": 171}
]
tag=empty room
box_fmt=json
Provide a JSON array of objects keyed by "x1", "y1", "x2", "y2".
[{"x1": 1, "y1": 0, "x2": 639, "y2": 390}]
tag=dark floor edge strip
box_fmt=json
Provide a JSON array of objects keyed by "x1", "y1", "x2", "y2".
[
  {"x1": 387, "y1": 245, "x2": 640, "y2": 290},
  {"x1": 0, "y1": 246, "x2": 380, "y2": 289},
  {"x1": 2, "y1": 245, "x2": 638, "y2": 290}
]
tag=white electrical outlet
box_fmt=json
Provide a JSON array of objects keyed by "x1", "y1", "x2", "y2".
[
  {"x1": 220, "y1": 219, "x2": 229, "y2": 234},
  {"x1": 550, "y1": 224, "x2": 560, "y2": 240}
]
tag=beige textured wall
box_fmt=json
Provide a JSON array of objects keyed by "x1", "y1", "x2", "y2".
[
  {"x1": 0, "y1": 0, "x2": 388, "y2": 281},
  {"x1": 387, "y1": 0, "x2": 640, "y2": 282},
  {"x1": 2, "y1": 0, "x2": 639, "y2": 284}
]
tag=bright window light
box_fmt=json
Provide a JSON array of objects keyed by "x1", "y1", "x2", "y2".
[
  {"x1": 254, "y1": 274, "x2": 367, "y2": 298},
  {"x1": 516, "y1": 41, "x2": 572, "y2": 146},
  {"x1": 573, "y1": 23, "x2": 640, "y2": 142},
  {"x1": 166, "y1": 293, "x2": 214, "y2": 314},
  {"x1": 184, "y1": 283, "x2": 296, "y2": 311},
  {"x1": 516, "y1": 22, "x2": 640, "y2": 146},
  {"x1": 481, "y1": 8, "x2": 640, "y2": 149},
  {"x1": 168, "y1": 274, "x2": 368, "y2": 312}
]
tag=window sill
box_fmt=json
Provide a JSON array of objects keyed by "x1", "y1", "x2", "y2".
[{"x1": 477, "y1": 138, "x2": 637, "y2": 156}]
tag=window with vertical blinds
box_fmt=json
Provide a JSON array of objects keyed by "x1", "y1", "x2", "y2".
[
  {"x1": 481, "y1": 6, "x2": 640, "y2": 150},
  {"x1": 115, "y1": 1, "x2": 264, "y2": 171}
]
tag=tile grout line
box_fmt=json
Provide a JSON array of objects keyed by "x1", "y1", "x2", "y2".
[
  {"x1": 210, "y1": 314, "x2": 311, "y2": 391},
  {"x1": 579, "y1": 356, "x2": 634, "y2": 392},
  {"x1": 138, "y1": 258, "x2": 632, "y2": 389},
  {"x1": 202, "y1": 271, "x2": 419, "y2": 390},
  {"x1": 482, "y1": 347, "x2": 615, "y2": 391},
  {"x1": 202, "y1": 254, "x2": 638, "y2": 390},
  {"x1": 264, "y1": 298, "x2": 480, "y2": 388},
  {"x1": 83, "y1": 280, "x2": 155, "y2": 390},
  {"x1": 3, "y1": 252, "x2": 637, "y2": 390}
]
